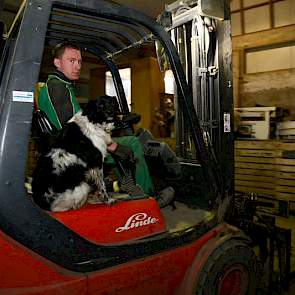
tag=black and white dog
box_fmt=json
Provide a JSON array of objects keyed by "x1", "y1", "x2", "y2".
[{"x1": 32, "y1": 96, "x2": 116, "y2": 212}]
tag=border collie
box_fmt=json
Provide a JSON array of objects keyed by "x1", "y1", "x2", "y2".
[{"x1": 32, "y1": 96, "x2": 116, "y2": 212}]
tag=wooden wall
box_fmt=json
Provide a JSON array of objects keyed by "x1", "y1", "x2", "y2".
[
  {"x1": 89, "y1": 65, "x2": 106, "y2": 99},
  {"x1": 131, "y1": 57, "x2": 165, "y2": 130},
  {"x1": 90, "y1": 57, "x2": 165, "y2": 130},
  {"x1": 240, "y1": 69, "x2": 295, "y2": 117},
  {"x1": 232, "y1": 24, "x2": 295, "y2": 118}
]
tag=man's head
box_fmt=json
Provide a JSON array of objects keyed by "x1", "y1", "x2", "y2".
[{"x1": 53, "y1": 42, "x2": 82, "y2": 81}]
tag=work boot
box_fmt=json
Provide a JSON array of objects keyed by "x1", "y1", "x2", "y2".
[
  {"x1": 156, "y1": 186, "x2": 175, "y2": 208},
  {"x1": 119, "y1": 169, "x2": 144, "y2": 196}
]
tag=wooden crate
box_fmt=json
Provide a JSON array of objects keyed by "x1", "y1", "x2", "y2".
[
  {"x1": 235, "y1": 140, "x2": 277, "y2": 197},
  {"x1": 235, "y1": 140, "x2": 295, "y2": 204},
  {"x1": 275, "y1": 142, "x2": 295, "y2": 206}
]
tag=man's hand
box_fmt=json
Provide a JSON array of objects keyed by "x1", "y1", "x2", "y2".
[
  {"x1": 107, "y1": 142, "x2": 118, "y2": 153},
  {"x1": 110, "y1": 143, "x2": 135, "y2": 162}
]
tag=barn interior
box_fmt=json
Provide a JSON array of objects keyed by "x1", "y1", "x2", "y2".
[{"x1": 1, "y1": 0, "x2": 295, "y2": 294}]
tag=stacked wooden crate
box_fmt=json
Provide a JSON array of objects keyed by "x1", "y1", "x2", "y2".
[
  {"x1": 235, "y1": 140, "x2": 295, "y2": 205},
  {"x1": 235, "y1": 140, "x2": 277, "y2": 197},
  {"x1": 275, "y1": 142, "x2": 295, "y2": 203}
]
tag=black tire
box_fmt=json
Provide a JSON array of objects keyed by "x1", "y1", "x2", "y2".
[{"x1": 194, "y1": 239, "x2": 259, "y2": 295}]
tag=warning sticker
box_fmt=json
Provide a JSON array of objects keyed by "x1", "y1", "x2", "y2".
[
  {"x1": 224, "y1": 113, "x2": 231, "y2": 133},
  {"x1": 13, "y1": 91, "x2": 34, "y2": 103}
]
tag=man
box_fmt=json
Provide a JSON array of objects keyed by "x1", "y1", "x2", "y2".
[
  {"x1": 38, "y1": 42, "x2": 173, "y2": 206},
  {"x1": 38, "y1": 42, "x2": 82, "y2": 131}
]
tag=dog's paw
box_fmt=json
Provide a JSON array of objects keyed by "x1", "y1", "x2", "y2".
[
  {"x1": 105, "y1": 197, "x2": 116, "y2": 205},
  {"x1": 87, "y1": 191, "x2": 116, "y2": 205},
  {"x1": 87, "y1": 198, "x2": 104, "y2": 205},
  {"x1": 87, "y1": 192, "x2": 104, "y2": 204}
]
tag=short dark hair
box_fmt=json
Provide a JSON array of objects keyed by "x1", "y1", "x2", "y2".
[{"x1": 52, "y1": 42, "x2": 81, "y2": 59}]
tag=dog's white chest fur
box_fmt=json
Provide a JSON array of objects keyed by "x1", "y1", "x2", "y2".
[{"x1": 69, "y1": 112, "x2": 113, "y2": 159}]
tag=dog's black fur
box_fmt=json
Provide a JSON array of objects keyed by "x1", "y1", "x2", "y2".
[{"x1": 32, "y1": 96, "x2": 116, "y2": 212}]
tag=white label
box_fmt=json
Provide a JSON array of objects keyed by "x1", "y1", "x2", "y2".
[
  {"x1": 13, "y1": 91, "x2": 34, "y2": 103},
  {"x1": 224, "y1": 113, "x2": 231, "y2": 133},
  {"x1": 115, "y1": 212, "x2": 158, "y2": 233}
]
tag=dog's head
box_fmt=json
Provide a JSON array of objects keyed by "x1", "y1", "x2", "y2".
[
  {"x1": 82, "y1": 95, "x2": 121, "y2": 131},
  {"x1": 83, "y1": 95, "x2": 121, "y2": 124}
]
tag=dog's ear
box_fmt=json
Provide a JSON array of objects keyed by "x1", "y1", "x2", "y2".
[{"x1": 83, "y1": 99, "x2": 106, "y2": 124}]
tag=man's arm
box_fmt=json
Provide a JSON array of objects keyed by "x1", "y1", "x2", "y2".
[{"x1": 47, "y1": 79, "x2": 74, "y2": 128}]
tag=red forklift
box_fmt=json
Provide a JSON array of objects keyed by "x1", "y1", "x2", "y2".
[{"x1": 0, "y1": 0, "x2": 291, "y2": 294}]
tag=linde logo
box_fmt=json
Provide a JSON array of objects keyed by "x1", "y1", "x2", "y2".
[{"x1": 115, "y1": 212, "x2": 158, "y2": 233}]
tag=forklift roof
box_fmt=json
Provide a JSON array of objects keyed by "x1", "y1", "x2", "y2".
[{"x1": 47, "y1": 4, "x2": 152, "y2": 57}]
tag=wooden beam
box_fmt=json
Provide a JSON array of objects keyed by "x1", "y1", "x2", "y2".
[
  {"x1": 231, "y1": 0, "x2": 284, "y2": 13},
  {"x1": 232, "y1": 24, "x2": 295, "y2": 50},
  {"x1": 269, "y1": 0, "x2": 274, "y2": 29},
  {"x1": 240, "y1": 0, "x2": 244, "y2": 35}
]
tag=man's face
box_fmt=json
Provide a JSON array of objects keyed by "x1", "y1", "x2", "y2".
[{"x1": 54, "y1": 48, "x2": 82, "y2": 81}]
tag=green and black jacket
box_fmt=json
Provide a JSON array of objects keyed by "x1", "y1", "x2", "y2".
[{"x1": 38, "y1": 71, "x2": 81, "y2": 130}]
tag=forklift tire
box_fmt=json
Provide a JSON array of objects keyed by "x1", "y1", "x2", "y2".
[{"x1": 194, "y1": 239, "x2": 259, "y2": 295}]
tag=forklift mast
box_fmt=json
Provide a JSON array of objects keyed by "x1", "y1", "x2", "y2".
[{"x1": 159, "y1": 0, "x2": 234, "y2": 204}]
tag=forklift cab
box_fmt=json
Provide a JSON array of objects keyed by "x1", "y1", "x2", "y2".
[{"x1": 0, "y1": 1, "x2": 259, "y2": 294}]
